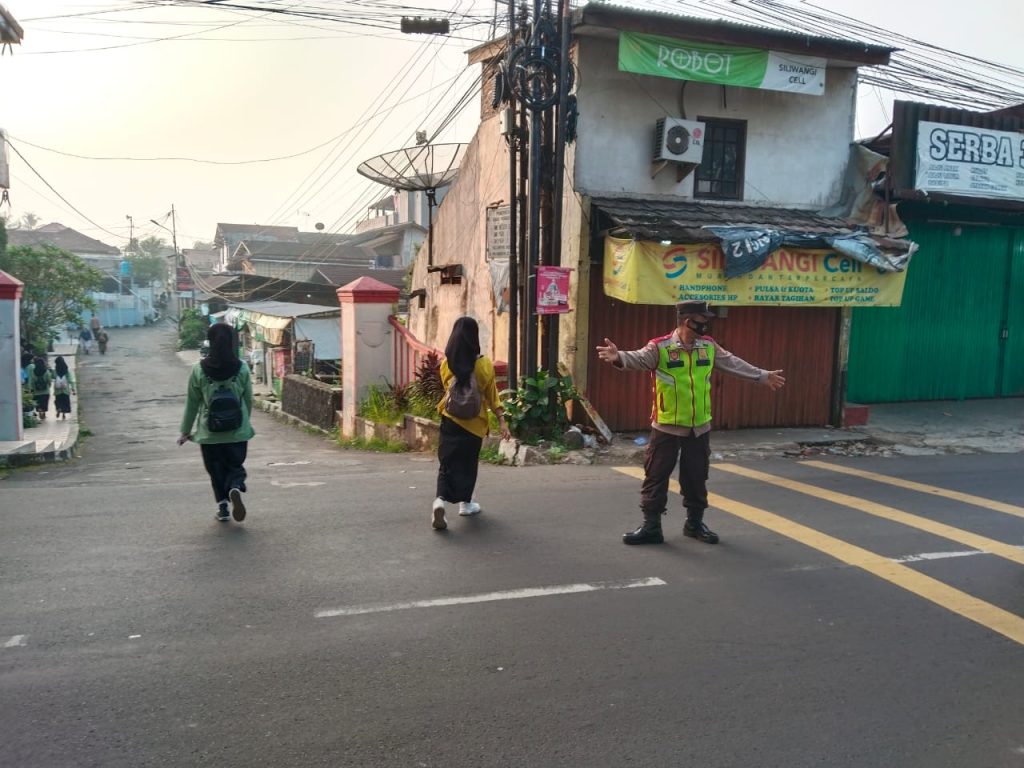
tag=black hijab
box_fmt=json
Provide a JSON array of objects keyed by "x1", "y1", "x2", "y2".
[
  {"x1": 444, "y1": 316, "x2": 480, "y2": 385},
  {"x1": 54, "y1": 356, "x2": 69, "y2": 378},
  {"x1": 200, "y1": 323, "x2": 242, "y2": 381}
]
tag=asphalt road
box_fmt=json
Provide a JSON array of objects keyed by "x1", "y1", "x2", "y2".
[{"x1": 1, "y1": 324, "x2": 1022, "y2": 768}]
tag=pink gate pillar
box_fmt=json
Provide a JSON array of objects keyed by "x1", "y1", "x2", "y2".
[
  {"x1": 0, "y1": 271, "x2": 25, "y2": 441},
  {"x1": 337, "y1": 276, "x2": 401, "y2": 438}
]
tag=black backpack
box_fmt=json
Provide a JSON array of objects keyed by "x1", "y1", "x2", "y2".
[{"x1": 207, "y1": 376, "x2": 243, "y2": 432}]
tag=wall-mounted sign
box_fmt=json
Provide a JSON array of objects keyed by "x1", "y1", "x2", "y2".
[
  {"x1": 618, "y1": 31, "x2": 826, "y2": 96},
  {"x1": 915, "y1": 120, "x2": 1024, "y2": 201},
  {"x1": 603, "y1": 238, "x2": 907, "y2": 307},
  {"x1": 175, "y1": 266, "x2": 193, "y2": 292},
  {"x1": 536, "y1": 266, "x2": 571, "y2": 315},
  {"x1": 485, "y1": 205, "x2": 511, "y2": 262}
]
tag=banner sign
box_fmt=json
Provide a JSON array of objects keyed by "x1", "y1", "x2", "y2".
[
  {"x1": 175, "y1": 266, "x2": 193, "y2": 292},
  {"x1": 603, "y1": 237, "x2": 908, "y2": 307},
  {"x1": 619, "y1": 31, "x2": 826, "y2": 96},
  {"x1": 536, "y1": 266, "x2": 571, "y2": 315},
  {"x1": 915, "y1": 120, "x2": 1024, "y2": 201}
]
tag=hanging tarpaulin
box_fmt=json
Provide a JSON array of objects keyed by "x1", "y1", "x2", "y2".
[
  {"x1": 705, "y1": 226, "x2": 915, "y2": 278},
  {"x1": 618, "y1": 31, "x2": 826, "y2": 96},
  {"x1": 603, "y1": 237, "x2": 909, "y2": 307}
]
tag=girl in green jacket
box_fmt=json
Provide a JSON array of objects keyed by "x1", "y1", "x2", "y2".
[{"x1": 178, "y1": 323, "x2": 255, "y2": 523}]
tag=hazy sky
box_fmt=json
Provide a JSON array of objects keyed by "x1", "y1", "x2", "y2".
[{"x1": 1, "y1": 0, "x2": 1019, "y2": 252}]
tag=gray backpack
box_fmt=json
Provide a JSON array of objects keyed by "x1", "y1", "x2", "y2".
[{"x1": 444, "y1": 372, "x2": 482, "y2": 419}]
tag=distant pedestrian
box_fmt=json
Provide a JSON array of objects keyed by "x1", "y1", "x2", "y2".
[
  {"x1": 431, "y1": 316, "x2": 511, "y2": 531},
  {"x1": 78, "y1": 327, "x2": 92, "y2": 354},
  {"x1": 596, "y1": 300, "x2": 786, "y2": 545},
  {"x1": 90, "y1": 314, "x2": 101, "y2": 335},
  {"x1": 96, "y1": 328, "x2": 109, "y2": 355},
  {"x1": 52, "y1": 356, "x2": 76, "y2": 421},
  {"x1": 29, "y1": 356, "x2": 53, "y2": 421},
  {"x1": 178, "y1": 323, "x2": 255, "y2": 523},
  {"x1": 20, "y1": 352, "x2": 33, "y2": 385}
]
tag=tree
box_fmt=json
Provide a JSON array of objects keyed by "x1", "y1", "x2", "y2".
[
  {"x1": 129, "y1": 235, "x2": 169, "y2": 285},
  {"x1": 16, "y1": 212, "x2": 40, "y2": 230},
  {"x1": 0, "y1": 244, "x2": 104, "y2": 350}
]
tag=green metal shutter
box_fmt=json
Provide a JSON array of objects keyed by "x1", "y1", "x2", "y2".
[{"x1": 848, "y1": 222, "x2": 1022, "y2": 402}]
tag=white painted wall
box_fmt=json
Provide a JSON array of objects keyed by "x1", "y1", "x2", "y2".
[
  {"x1": 0, "y1": 292, "x2": 23, "y2": 441},
  {"x1": 573, "y1": 36, "x2": 858, "y2": 209}
]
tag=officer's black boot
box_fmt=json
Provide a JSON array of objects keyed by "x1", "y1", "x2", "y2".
[
  {"x1": 683, "y1": 509, "x2": 719, "y2": 544},
  {"x1": 623, "y1": 511, "x2": 664, "y2": 545}
]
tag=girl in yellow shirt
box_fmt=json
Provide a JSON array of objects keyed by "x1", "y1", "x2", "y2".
[{"x1": 432, "y1": 316, "x2": 511, "y2": 531}]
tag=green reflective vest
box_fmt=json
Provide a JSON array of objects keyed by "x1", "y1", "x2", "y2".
[{"x1": 653, "y1": 335, "x2": 716, "y2": 428}]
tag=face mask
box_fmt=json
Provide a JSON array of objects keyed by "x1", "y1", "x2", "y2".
[{"x1": 687, "y1": 319, "x2": 710, "y2": 335}]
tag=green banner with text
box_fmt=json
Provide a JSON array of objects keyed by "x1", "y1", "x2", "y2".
[{"x1": 618, "y1": 31, "x2": 826, "y2": 96}]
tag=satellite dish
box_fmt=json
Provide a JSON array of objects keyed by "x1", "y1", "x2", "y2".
[
  {"x1": 357, "y1": 143, "x2": 467, "y2": 269},
  {"x1": 357, "y1": 143, "x2": 466, "y2": 192},
  {"x1": 315, "y1": 222, "x2": 325, "y2": 231}
]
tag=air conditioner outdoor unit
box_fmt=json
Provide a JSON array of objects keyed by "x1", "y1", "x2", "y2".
[{"x1": 652, "y1": 118, "x2": 705, "y2": 164}]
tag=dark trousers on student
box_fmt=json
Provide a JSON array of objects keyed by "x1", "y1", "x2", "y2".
[
  {"x1": 640, "y1": 428, "x2": 710, "y2": 521},
  {"x1": 436, "y1": 417, "x2": 482, "y2": 503},
  {"x1": 200, "y1": 441, "x2": 248, "y2": 503}
]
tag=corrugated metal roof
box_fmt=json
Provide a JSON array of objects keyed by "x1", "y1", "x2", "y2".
[
  {"x1": 228, "y1": 300, "x2": 338, "y2": 318},
  {"x1": 889, "y1": 100, "x2": 1024, "y2": 204},
  {"x1": 592, "y1": 197, "x2": 857, "y2": 241},
  {"x1": 313, "y1": 265, "x2": 407, "y2": 288}
]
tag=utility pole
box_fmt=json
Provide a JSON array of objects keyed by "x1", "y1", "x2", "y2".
[
  {"x1": 507, "y1": 0, "x2": 567, "y2": 378},
  {"x1": 169, "y1": 203, "x2": 179, "y2": 258}
]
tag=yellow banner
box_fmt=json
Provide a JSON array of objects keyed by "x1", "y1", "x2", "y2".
[{"x1": 603, "y1": 237, "x2": 908, "y2": 307}]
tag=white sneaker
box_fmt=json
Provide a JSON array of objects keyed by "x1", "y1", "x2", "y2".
[
  {"x1": 458, "y1": 501, "x2": 482, "y2": 516},
  {"x1": 431, "y1": 497, "x2": 447, "y2": 531}
]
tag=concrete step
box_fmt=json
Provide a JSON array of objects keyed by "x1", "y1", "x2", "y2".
[{"x1": 0, "y1": 440, "x2": 36, "y2": 455}]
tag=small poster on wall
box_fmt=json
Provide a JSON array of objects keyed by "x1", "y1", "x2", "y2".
[{"x1": 536, "y1": 266, "x2": 571, "y2": 315}]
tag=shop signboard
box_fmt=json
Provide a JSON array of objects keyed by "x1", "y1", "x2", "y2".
[{"x1": 603, "y1": 237, "x2": 908, "y2": 307}]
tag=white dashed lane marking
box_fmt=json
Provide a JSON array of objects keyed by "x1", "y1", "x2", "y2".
[{"x1": 315, "y1": 577, "x2": 667, "y2": 619}]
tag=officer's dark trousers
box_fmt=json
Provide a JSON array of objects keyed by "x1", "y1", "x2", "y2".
[
  {"x1": 200, "y1": 441, "x2": 248, "y2": 504},
  {"x1": 639, "y1": 428, "x2": 710, "y2": 520}
]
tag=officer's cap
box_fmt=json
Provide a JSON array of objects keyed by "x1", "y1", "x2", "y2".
[{"x1": 675, "y1": 300, "x2": 716, "y2": 318}]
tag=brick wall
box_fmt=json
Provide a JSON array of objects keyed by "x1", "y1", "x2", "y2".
[{"x1": 281, "y1": 374, "x2": 341, "y2": 431}]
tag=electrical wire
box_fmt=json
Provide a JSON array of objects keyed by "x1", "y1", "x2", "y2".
[{"x1": 5, "y1": 140, "x2": 127, "y2": 241}]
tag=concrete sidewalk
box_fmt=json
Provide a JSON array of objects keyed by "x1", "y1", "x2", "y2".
[
  {"x1": 1, "y1": 343, "x2": 81, "y2": 466},
  {"x1": 3, "y1": 341, "x2": 1022, "y2": 466}
]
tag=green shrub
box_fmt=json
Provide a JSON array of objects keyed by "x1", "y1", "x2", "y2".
[
  {"x1": 480, "y1": 444, "x2": 504, "y2": 465},
  {"x1": 358, "y1": 384, "x2": 404, "y2": 426},
  {"x1": 178, "y1": 308, "x2": 208, "y2": 350},
  {"x1": 501, "y1": 370, "x2": 578, "y2": 441}
]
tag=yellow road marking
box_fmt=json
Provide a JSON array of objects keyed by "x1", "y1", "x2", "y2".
[
  {"x1": 611, "y1": 466, "x2": 1024, "y2": 646},
  {"x1": 801, "y1": 460, "x2": 1024, "y2": 519},
  {"x1": 713, "y1": 463, "x2": 1024, "y2": 567}
]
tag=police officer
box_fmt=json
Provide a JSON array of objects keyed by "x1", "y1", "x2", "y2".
[{"x1": 596, "y1": 300, "x2": 785, "y2": 545}]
